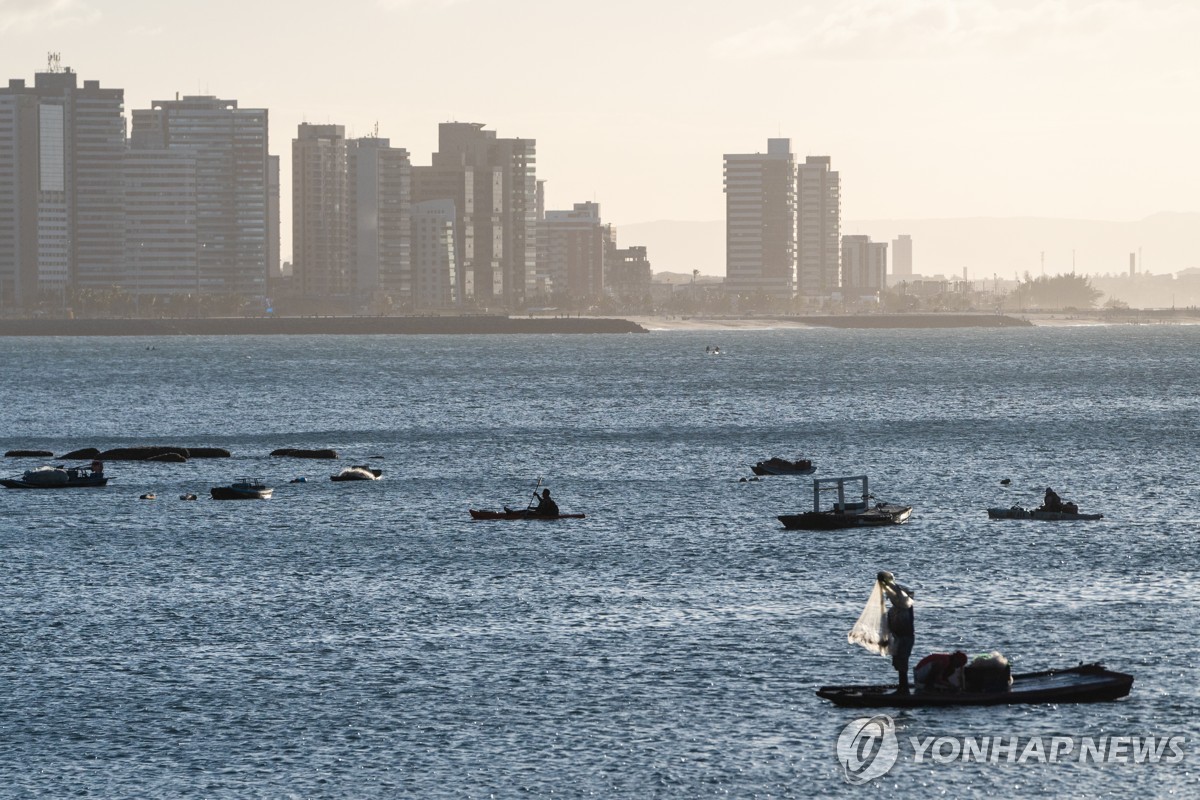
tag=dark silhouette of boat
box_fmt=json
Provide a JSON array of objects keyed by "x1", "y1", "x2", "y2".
[
  {"x1": 817, "y1": 663, "x2": 1132, "y2": 707},
  {"x1": 469, "y1": 509, "x2": 585, "y2": 520},
  {"x1": 1, "y1": 464, "x2": 108, "y2": 489},
  {"x1": 778, "y1": 475, "x2": 911, "y2": 530},
  {"x1": 210, "y1": 477, "x2": 273, "y2": 500},
  {"x1": 988, "y1": 506, "x2": 1103, "y2": 521},
  {"x1": 751, "y1": 456, "x2": 815, "y2": 476}
]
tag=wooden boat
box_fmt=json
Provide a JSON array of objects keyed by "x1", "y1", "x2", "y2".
[
  {"x1": 469, "y1": 508, "x2": 586, "y2": 520},
  {"x1": 988, "y1": 506, "x2": 1103, "y2": 521},
  {"x1": 751, "y1": 456, "x2": 816, "y2": 476},
  {"x1": 1, "y1": 464, "x2": 108, "y2": 489},
  {"x1": 816, "y1": 663, "x2": 1133, "y2": 707},
  {"x1": 331, "y1": 465, "x2": 382, "y2": 481},
  {"x1": 778, "y1": 475, "x2": 911, "y2": 530},
  {"x1": 210, "y1": 477, "x2": 273, "y2": 500}
]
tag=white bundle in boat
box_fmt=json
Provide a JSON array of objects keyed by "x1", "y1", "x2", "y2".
[
  {"x1": 848, "y1": 578, "x2": 891, "y2": 657},
  {"x1": 22, "y1": 466, "x2": 69, "y2": 486}
]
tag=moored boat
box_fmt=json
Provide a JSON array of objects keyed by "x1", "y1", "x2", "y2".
[
  {"x1": 469, "y1": 508, "x2": 585, "y2": 520},
  {"x1": 988, "y1": 506, "x2": 1103, "y2": 521},
  {"x1": 1, "y1": 463, "x2": 109, "y2": 489},
  {"x1": 331, "y1": 465, "x2": 382, "y2": 481},
  {"x1": 816, "y1": 663, "x2": 1133, "y2": 707},
  {"x1": 778, "y1": 475, "x2": 911, "y2": 530},
  {"x1": 751, "y1": 456, "x2": 815, "y2": 476},
  {"x1": 210, "y1": 477, "x2": 273, "y2": 500}
]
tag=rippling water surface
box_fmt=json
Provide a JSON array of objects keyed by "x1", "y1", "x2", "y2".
[{"x1": 1, "y1": 327, "x2": 1198, "y2": 797}]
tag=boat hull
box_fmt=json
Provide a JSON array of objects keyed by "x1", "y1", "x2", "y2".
[
  {"x1": 779, "y1": 504, "x2": 912, "y2": 530},
  {"x1": 816, "y1": 663, "x2": 1132, "y2": 707},
  {"x1": 988, "y1": 507, "x2": 1103, "y2": 521},
  {"x1": 1, "y1": 476, "x2": 108, "y2": 489},
  {"x1": 211, "y1": 486, "x2": 273, "y2": 500},
  {"x1": 469, "y1": 509, "x2": 585, "y2": 520}
]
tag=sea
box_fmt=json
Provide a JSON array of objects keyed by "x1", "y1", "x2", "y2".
[{"x1": 0, "y1": 325, "x2": 1197, "y2": 798}]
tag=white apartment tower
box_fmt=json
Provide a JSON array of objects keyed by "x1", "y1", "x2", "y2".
[
  {"x1": 292, "y1": 124, "x2": 350, "y2": 299},
  {"x1": 0, "y1": 66, "x2": 125, "y2": 306},
  {"x1": 892, "y1": 234, "x2": 912, "y2": 278},
  {"x1": 411, "y1": 199, "x2": 457, "y2": 308},
  {"x1": 796, "y1": 155, "x2": 840, "y2": 299},
  {"x1": 841, "y1": 235, "x2": 888, "y2": 294},
  {"x1": 723, "y1": 138, "x2": 795, "y2": 297}
]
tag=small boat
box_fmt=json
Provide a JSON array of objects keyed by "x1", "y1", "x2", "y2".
[
  {"x1": 1, "y1": 464, "x2": 109, "y2": 489},
  {"x1": 778, "y1": 475, "x2": 911, "y2": 530},
  {"x1": 752, "y1": 456, "x2": 815, "y2": 476},
  {"x1": 331, "y1": 465, "x2": 382, "y2": 482},
  {"x1": 210, "y1": 477, "x2": 273, "y2": 500},
  {"x1": 469, "y1": 508, "x2": 586, "y2": 521},
  {"x1": 988, "y1": 506, "x2": 1103, "y2": 521},
  {"x1": 816, "y1": 663, "x2": 1133, "y2": 707}
]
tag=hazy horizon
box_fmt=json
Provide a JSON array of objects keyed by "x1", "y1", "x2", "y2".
[{"x1": 5, "y1": 0, "x2": 1198, "y2": 272}]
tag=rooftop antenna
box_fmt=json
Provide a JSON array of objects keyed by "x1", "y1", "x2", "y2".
[
  {"x1": 47, "y1": 52, "x2": 61, "y2": 73},
  {"x1": 373, "y1": 120, "x2": 379, "y2": 138}
]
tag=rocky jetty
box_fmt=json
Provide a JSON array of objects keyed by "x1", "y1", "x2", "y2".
[{"x1": 271, "y1": 448, "x2": 339, "y2": 459}]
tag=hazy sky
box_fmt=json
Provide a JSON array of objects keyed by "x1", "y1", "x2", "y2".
[{"x1": 4, "y1": 0, "x2": 1199, "y2": 252}]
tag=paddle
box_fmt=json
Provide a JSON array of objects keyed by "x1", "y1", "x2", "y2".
[{"x1": 524, "y1": 477, "x2": 543, "y2": 514}]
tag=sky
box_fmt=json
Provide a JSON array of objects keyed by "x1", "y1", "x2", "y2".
[{"x1": 3, "y1": 0, "x2": 1199, "y2": 268}]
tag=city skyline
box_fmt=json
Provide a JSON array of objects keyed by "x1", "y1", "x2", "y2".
[{"x1": 3, "y1": 0, "x2": 1197, "y2": 277}]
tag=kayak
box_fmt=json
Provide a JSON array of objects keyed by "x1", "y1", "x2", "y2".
[
  {"x1": 816, "y1": 663, "x2": 1132, "y2": 707},
  {"x1": 988, "y1": 506, "x2": 1103, "y2": 521},
  {"x1": 469, "y1": 508, "x2": 586, "y2": 520}
]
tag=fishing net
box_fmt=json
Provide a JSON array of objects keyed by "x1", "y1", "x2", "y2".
[{"x1": 848, "y1": 578, "x2": 891, "y2": 657}]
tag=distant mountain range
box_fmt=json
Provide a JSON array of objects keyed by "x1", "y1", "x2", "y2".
[{"x1": 617, "y1": 213, "x2": 1200, "y2": 279}]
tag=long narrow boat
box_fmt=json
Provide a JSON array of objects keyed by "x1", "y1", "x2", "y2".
[
  {"x1": 816, "y1": 663, "x2": 1133, "y2": 707},
  {"x1": 988, "y1": 506, "x2": 1103, "y2": 521},
  {"x1": 1, "y1": 465, "x2": 109, "y2": 489},
  {"x1": 751, "y1": 457, "x2": 816, "y2": 476},
  {"x1": 469, "y1": 508, "x2": 585, "y2": 520}
]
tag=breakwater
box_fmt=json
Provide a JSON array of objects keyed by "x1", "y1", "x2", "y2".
[{"x1": 0, "y1": 315, "x2": 647, "y2": 336}]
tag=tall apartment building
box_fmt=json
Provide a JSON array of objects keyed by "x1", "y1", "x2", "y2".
[
  {"x1": 0, "y1": 65, "x2": 125, "y2": 306},
  {"x1": 796, "y1": 155, "x2": 840, "y2": 299},
  {"x1": 131, "y1": 95, "x2": 270, "y2": 298},
  {"x1": 723, "y1": 138, "x2": 795, "y2": 297},
  {"x1": 841, "y1": 235, "x2": 888, "y2": 294},
  {"x1": 124, "y1": 148, "x2": 198, "y2": 295},
  {"x1": 892, "y1": 233, "x2": 912, "y2": 278},
  {"x1": 416, "y1": 122, "x2": 536, "y2": 308},
  {"x1": 292, "y1": 123, "x2": 349, "y2": 298},
  {"x1": 348, "y1": 137, "x2": 411, "y2": 303},
  {"x1": 538, "y1": 201, "x2": 606, "y2": 300},
  {"x1": 411, "y1": 199, "x2": 457, "y2": 308}
]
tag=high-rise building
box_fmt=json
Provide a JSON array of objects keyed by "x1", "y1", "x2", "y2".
[
  {"x1": 411, "y1": 199, "x2": 457, "y2": 309},
  {"x1": 0, "y1": 64, "x2": 125, "y2": 307},
  {"x1": 420, "y1": 122, "x2": 536, "y2": 308},
  {"x1": 124, "y1": 148, "x2": 198, "y2": 296},
  {"x1": 796, "y1": 155, "x2": 840, "y2": 299},
  {"x1": 292, "y1": 123, "x2": 349, "y2": 299},
  {"x1": 131, "y1": 95, "x2": 270, "y2": 298},
  {"x1": 841, "y1": 235, "x2": 888, "y2": 293},
  {"x1": 348, "y1": 137, "x2": 411, "y2": 304},
  {"x1": 539, "y1": 201, "x2": 605, "y2": 300},
  {"x1": 723, "y1": 138, "x2": 795, "y2": 297},
  {"x1": 892, "y1": 234, "x2": 912, "y2": 278},
  {"x1": 267, "y1": 155, "x2": 281, "y2": 280}
]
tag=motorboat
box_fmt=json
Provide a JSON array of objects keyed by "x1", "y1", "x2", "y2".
[
  {"x1": 210, "y1": 477, "x2": 273, "y2": 500},
  {"x1": 331, "y1": 465, "x2": 382, "y2": 481},
  {"x1": 988, "y1": 506, "x2": 1103, "y2": 521},
  {"x1": 816, "y1": 663, "x2": 1133, "y2": 707},
  {"x1": 751, "y1": 456, "x2": 816, "y2": 476},
  {"x1": 1, "y1": 464, "x2": 109, "y2": 489},
  {"x1": 778, "y1": 475, "x2": 911, "y2": 530},
  {"x1": 469, "y1": 508, "x2": 586, "y2": 520}
]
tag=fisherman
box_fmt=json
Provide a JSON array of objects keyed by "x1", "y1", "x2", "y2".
[
  {"x1": 534, "y1": 488, "x2": 560, "y2": 517},
  {"x1": 1043, "y1": 487, "x2": 1063, "y2": 512},
  {"x1": 913, "y1": 650, "x2": 968, "y2": 691},
  {"x1": 879, "y1": 571, "x2": 915, "y2": 693},
  {"x1": 90, "y1": 460, "x2": 104, "y2": 476}
]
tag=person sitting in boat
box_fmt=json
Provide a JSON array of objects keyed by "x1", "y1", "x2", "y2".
[
  {"x1": 879, "y1": 571, "x2": 915, "y2": 693},
  {"x1": 1042, "y1": 487, "x2": 1063, "y2": 512},
  {"x1": 534, "y1": 488, "x2": 560, "y2": 517},
  {"x1": 913, "y1": 650, "x2": 968, "y2": 691},
  {"x1": 91, "y1": 460, "x2": 104, "y2": 476}
]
